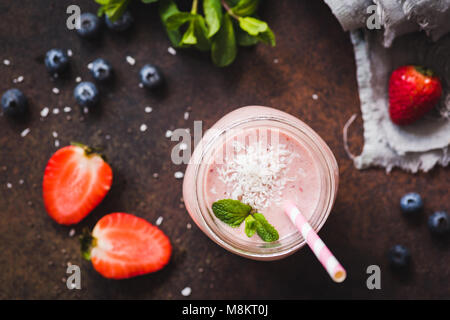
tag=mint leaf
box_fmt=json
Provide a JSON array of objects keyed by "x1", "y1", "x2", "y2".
[
  {"x1": 256, "y1": 27, "x2": 276, "y2": 46},
  {"x1": 226, "y1": 0, "x2": 240, "y2": 7},
  {"x1": 236, "y1": 25, "x2": 259, "y2": 46},
  {"x1": 212, "y1": 199, "x2": 251, "y2": 227},
  {"x1": 141, "y1": 0, "x2": 158, "y2": 3},
  {"x1": 253, "y1": 213, "x2": 279, "y2": 242},
  {"x1": 166, "y1": 12, "x2": 195, "y2": 30},
  {"x1": 180, "y1": 21, "x2": 197, "y2": 46},
  {"x1": 194, "y1": 16, "x2": 212, "y2": 51},
  {"x1": 96, "y1": 0, "x2": 130, "y2": 22},
  {"x1": 203, "y1": 0, "x2": 222, "y2": 38},
  {"x1": 244, "y1": 215, "x2": 257, "y2": 237},
  {"x1": 231, "y1": 0, "x2": 260, "y2": 16},
  {"x1": 238, "y1": 16, "x2": 267, "y2": 36},
  {"x1": 211, "y1": 13, "x2": 237, "y2": 67},
  {"x1": 159, "y1": 0, "x2": 182, "y2": 47}
]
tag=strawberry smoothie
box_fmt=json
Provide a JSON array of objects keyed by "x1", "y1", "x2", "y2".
[
  {"x1": 183, "y1": 106, "x2": 338, "y2": 260},
  {"x1": 205, "y1": 127, "x2": 321, "y2": 243}
]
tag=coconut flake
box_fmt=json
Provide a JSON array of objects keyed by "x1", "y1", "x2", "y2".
[
  {"x1": 140, "y1": 124, "x2": 148, "y2": 132},
  {"x1": 40, "y1": 107, "x2": 50, "y2": 118},
  {"x1": 174, "y1": 171, "x2": 184, "y2": 179},
  {"x1": 216, "y1": 139, "x2": 293, "y2": 210},
  {"x1": 126, "y1": 56, "x2": 136, "y2": 66},
  {"x1": 181, "y1": 287, "x2": 191, "y2": 297},
  {"x1": 20, "y1": 128, "x2": 30, "y2": 137},
  {"x1": 168, "y1": 47, "x2": 177, "y2": 56}
]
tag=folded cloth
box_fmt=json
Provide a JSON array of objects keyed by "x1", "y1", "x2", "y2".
[
  {"x1": 324, "y1": 0, "x2": 450, "y2": 47},
  {"x1": 348, "y1": 30, "x2": 450, "y2": 172},
  {"x1": 323, "y1": 0, "x2": 450, "y2": 172}
]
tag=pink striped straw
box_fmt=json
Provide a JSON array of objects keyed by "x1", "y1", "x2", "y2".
[{"x1": 284, "y1": 201, "x2": 346, "y2": 283}]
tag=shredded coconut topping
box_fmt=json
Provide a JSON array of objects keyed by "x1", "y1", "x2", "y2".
[{"x1": 217, "y1": 139, "x2": 294, "y2": 210}]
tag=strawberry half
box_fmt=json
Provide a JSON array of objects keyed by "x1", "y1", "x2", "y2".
[
  {"x1": 389, "y1": 65, "x2": 442, "y2": 125},
  {"x1": 43, "y1": 143, "x2": 113, "y2": 225},
  {"x1": 81, "y1": 213, "x2": 172, "y2": 279}
]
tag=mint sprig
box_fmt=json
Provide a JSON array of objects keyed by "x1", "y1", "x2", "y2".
[
  {"x1": 212, "y1": 199, "x2": 251, "y2": 227},
  {"x1": 252, "y1": 213, "x2": 279, "y2": 242},
  {"x1": 94, "y1": 0, "x2": 275, "y2": 67},
  {"x1": 212, "y1": 199, "x2": 279, "y2": 242}
]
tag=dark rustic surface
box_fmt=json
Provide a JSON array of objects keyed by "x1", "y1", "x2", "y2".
[{"x1": 0, "y1": 0, "x2": 448, "y2": 300}]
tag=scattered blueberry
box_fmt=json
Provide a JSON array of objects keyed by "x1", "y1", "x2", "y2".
[
  {"x1": 428, "y1": 211, "x2": 450, "y2": 236},
  {"x1": 400, "y1": 192, "x2": 423, "y2": 214},
  {"x1": 388, "y1": 245, "x2": 411, "y2": 269},
  {"x1": 140, "y1": 64, "x2": 164, "y2": 89},
  {"x1": 1, "y1": 89, "x2": 28, "y2": 118},
  {"x1": 45, "y1": 49, "x2": 69, "y2": 74},
  {"x1": 77, "y1": 13, "x2": 102, "y2": 39},
  {"x1": 89, "y1": 58, "x2": 113, "y2": 82},
  {"x1": 74, "y1": 82, "x2": 99, "y2": 108},
  {"x1": 105, "y1": 11, "x2": 133, "y2": 32}
]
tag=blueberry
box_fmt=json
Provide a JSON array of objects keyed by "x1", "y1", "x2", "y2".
[
  {"x1": 105, "y1": 11, "x2": 133, "y2": 32},
  {"x1": 45, "y1": 49, "x2": 69, "y2": 74},
  {"x1": 77, "y1": 13, "x2": 102, "y2": 38},
  {"x1": 400, "y1": 192, "x2": 423, "y2": 214},
  {"x1": 428, "y1": 211, "x2": 450, "y2": 236},
  {"x1": 388, "y1": 245, "x2": 411, "y2": 269},
  {"x1": 88, "y1": 58, "x2": 113, "y2": 82},
  {"x1": 140, "y1": 64, "x2": 164, "y2": 89},
  {"x1": 1, "y1": 89, "x2": 28, "y2": 118},
  {"x1": 74, "y1": 82, "x2": 99, "y2": 108}
]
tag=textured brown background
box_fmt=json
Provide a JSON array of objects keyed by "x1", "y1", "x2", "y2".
[{"x1": 0, "y1": 0, "x2": 448, "y2": 300}]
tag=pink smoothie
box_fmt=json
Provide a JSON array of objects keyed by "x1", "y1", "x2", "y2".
[{"x1": 205, "y1": 127, "x2": 322, "y2": 243}]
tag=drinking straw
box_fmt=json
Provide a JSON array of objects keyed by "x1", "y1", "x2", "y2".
[{"x1": 284, "y1": 201, "x2": 346, "y2": 283}]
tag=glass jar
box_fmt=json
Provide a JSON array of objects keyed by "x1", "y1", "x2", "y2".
[{"x1": 183, "y1": 106, "x2": 339, "y2": 260}]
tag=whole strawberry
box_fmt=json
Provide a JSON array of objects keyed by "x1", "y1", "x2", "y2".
[{"x1": 389, "y1": 65, "x2": 442, "y2": 125}]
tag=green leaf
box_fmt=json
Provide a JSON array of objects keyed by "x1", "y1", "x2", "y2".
[
  {"x1": 180, "y1": 21, "x2": 197, "y2": 46},
  {"x1": 97, "y1": 6, "x2": 107, "y2": 17},
  {"x1": 236, "y1": 26, "x2": 259, "y2": 46},
  {"x1": 231, "y1": 0, "x2": 260, "y2": 16},
  {"x1": 244, "y1": 215, "x2": 257, "y2": 237},
  {"x1": 141, "y1": 0, "x2": 158, "y2": 3},
  {"x1": 97, "y1": 0, "x2": 130, "y2": 22},
  {"x1": 238, "y1": 16, "x2": 267, "y2": 36},
  {"x1": 253, "y1": 213, "x2": 279, "y2": 242},
  {"x1": 211, "y1": 14, "x2": 237, "y2": 67},
  {"x1": 256, "y1": 27, "x2": 276, "y2": 46},
  {"x1": 159, "y1": 0, "x2": 182, "y2": 47},
  {"x1": 166, "y1": 12, "x2": 195, "y2": 30},
  {"x1": 226, "y1": 0, "x2": 240, "y2": 7},
  {"x1": 159, "y1": 0, "x2": 179, "y2": 22},
  {"x1": 212, "y1": 199, "x2": 251, "y2": 227},
  {"x1": 203, "y1": 0, "x2": 222, "y2": 38},
  {"x1": 194, "y1": 16, "x2": 211, "y2": 51},
  {"x1": 95, "y1": 0, "x2": 111, "y2": 5}
]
